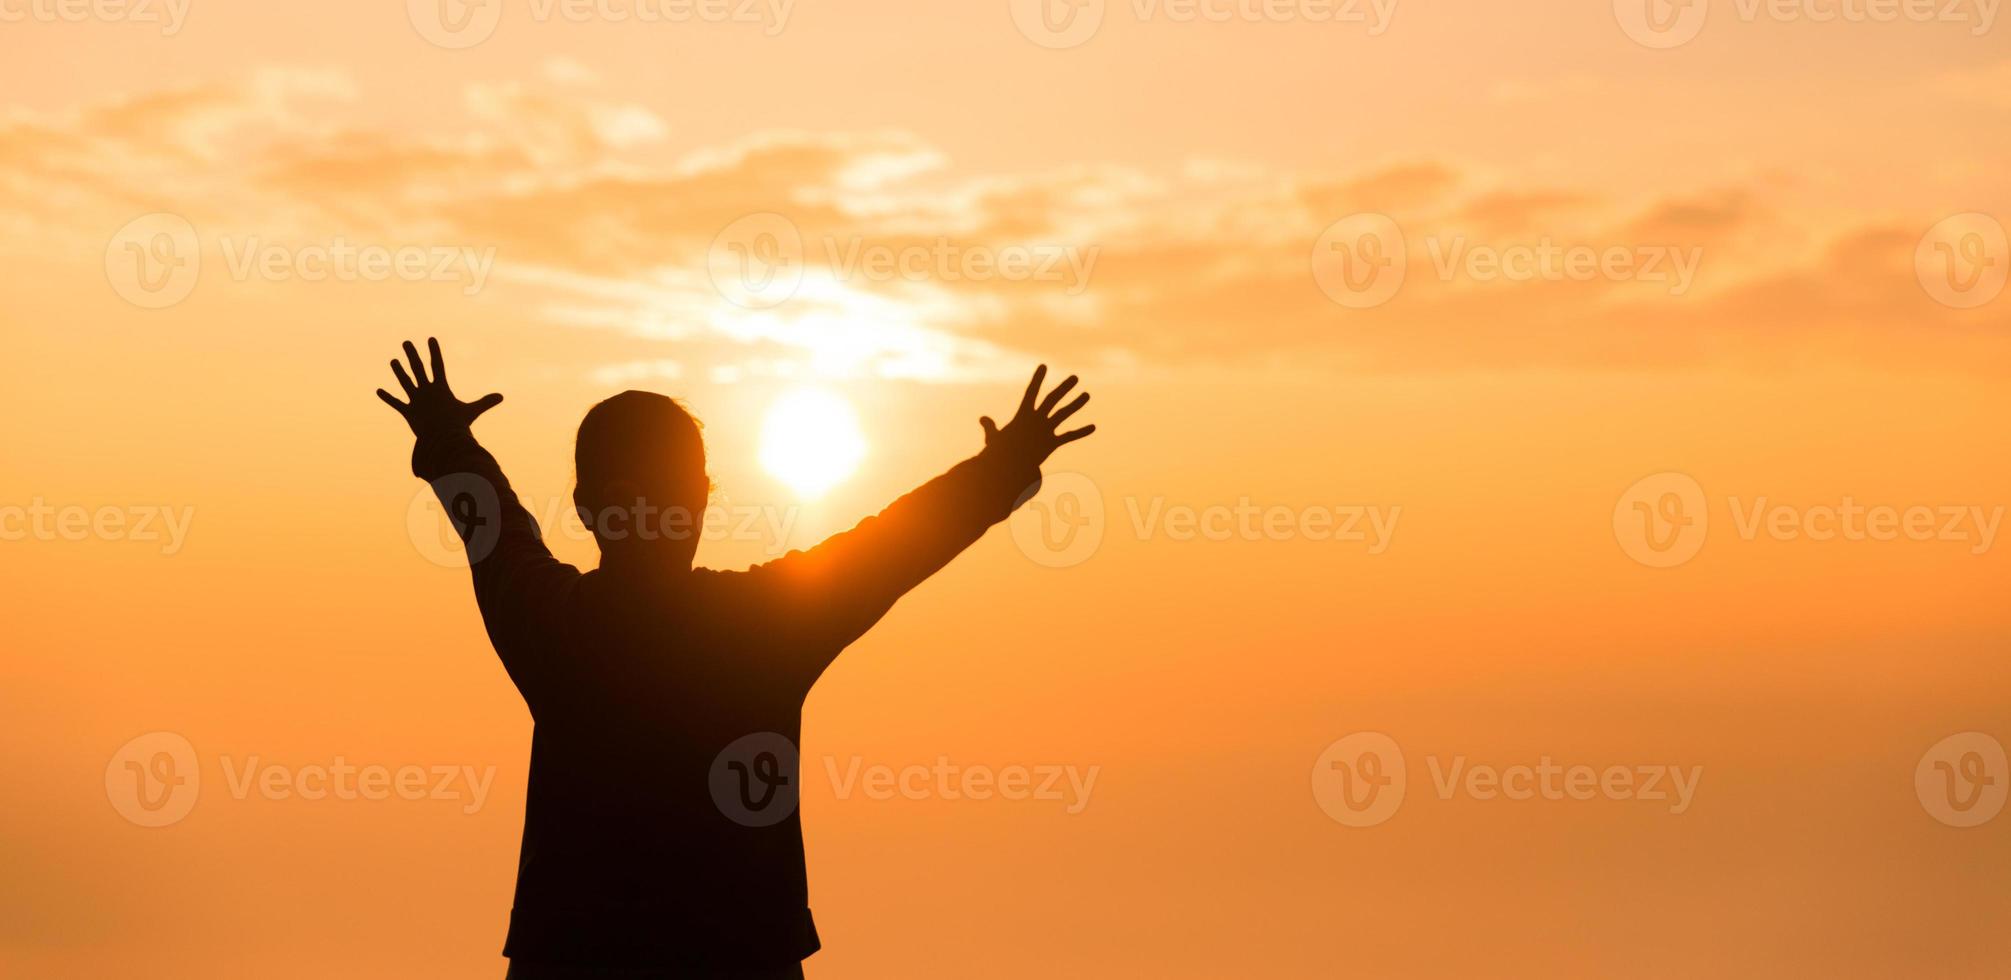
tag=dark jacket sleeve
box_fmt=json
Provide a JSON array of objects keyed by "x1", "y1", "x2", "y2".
[
  {"x1": 412, "y1": 428, "x2": 580, "y2": 696},
  {"x1": 748, "y1": 443, "x2": 1042, "y2": 673}
]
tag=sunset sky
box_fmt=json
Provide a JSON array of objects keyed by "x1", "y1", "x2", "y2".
[{"x1": 4, "y1": 2, "x2": 2009, "y2": 977}]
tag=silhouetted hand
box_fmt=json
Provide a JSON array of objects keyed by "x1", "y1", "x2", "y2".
[
  {"x1": 980, "y1": 365, "x2": 1096, "y2": 468},
  {"x1": 376, "y1": 338, "x2": 504, "y2": 438}
]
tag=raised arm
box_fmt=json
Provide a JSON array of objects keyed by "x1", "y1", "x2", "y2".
[
  {"x1": 757, "y1": 365, "x2": 1097, "y2": 652},
  {"x1": 377, "y1": 340, "x2": 578, "y2": 676}
]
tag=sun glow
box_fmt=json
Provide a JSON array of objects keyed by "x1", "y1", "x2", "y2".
[{"x1": 759, "y1": 387, "x2": 867, "y2": 498}]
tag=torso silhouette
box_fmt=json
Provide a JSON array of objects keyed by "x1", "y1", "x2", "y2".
[{"x1": 412, "y1": 428, "x2": 1037, "y2": 970}]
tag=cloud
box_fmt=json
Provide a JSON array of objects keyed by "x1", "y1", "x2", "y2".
[{"x1": 3, "y1": 68, "x2": 2005, "y2": 382}]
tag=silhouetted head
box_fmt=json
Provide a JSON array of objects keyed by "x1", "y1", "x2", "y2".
[{"x1": 573, "y1": 390, "x2": 710, "y2": 566}]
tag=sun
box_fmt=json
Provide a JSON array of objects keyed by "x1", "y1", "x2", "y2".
[{"x1": 759, "y1": 387, "x2": 867, "y2": 498}]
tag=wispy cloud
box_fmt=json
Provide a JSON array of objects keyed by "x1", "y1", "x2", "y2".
[{"x1": 5, "y1": 68, "x2": 2005, "y2": 382}]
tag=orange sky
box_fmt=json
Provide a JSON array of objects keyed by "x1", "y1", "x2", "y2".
[{"x1": 3, "y1": 3, "x2": 2009, "y2": 978}]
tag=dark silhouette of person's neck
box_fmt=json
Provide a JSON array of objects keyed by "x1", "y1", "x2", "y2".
[
  {"x1": 573, "y1": 481, "x2": 706, "y2": 576},
  {"x1": 595, "y1": 538, "x2": 698, "y2": 577}
]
